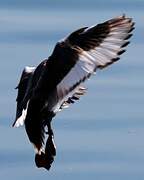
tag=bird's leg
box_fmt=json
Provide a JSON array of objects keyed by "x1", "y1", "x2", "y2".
[
  {"x1": 44, "y1": 111, "x2": 55, "y2": 135},
  {"x1": 35, "y1": 111, "x2": 56, "y2": 170},
  {"x1": 35, "y1": 121, "x2": 56, "y2": 171},
  {"x1": 46, "y1": 122, "x2": 56, "y2": 156},
  {"x1": 41, "y1": 121, "x2": 56, "y2": 170}
]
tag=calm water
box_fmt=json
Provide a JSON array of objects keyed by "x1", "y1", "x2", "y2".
[{"x1": 0, "y1": 0, "x2": 144, "y2": 179}]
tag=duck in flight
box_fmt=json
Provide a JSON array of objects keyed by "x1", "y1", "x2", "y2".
[{"x1": 13, "y1": 15, "x2": 134, "y2": 170}]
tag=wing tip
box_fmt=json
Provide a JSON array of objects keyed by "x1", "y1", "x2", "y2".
[
  {"x1": 117, "y1": 49, "x2": 126, "y2": 56},
  {"x1": 121, "y1": 41, "x2": 130, "y2": 48}
]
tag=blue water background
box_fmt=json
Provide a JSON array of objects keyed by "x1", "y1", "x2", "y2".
[{"x1": 0, "y1": 0, "x2": 144, "y2": 179}]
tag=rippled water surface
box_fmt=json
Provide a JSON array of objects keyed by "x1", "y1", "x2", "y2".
[{"x1": 0, "y1": 0, "x2": 144, "y2": 179}]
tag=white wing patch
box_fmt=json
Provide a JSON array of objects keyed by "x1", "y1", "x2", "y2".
[
  {"x1": 13, "y1": 100, "x2": 29, "y2": 127},
  {"x1": 13, "y1": 108, "x2": 27, "y2": 127},
  {"x1": 13, "y1": 66, "x2": 35, "y2": 128}
]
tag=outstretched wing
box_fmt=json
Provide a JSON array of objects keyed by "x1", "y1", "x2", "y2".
[
  {"x1": 51, "y1": 15, "x2": 134, "y2": 112},
  {"x1": 13, "y1": 66, "x2": 35, "y2": 127}
]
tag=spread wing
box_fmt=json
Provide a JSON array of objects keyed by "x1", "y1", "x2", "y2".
[
  {"x1": 50, "y1": 15, "x2": 134, "y2": 113},
  {"x1": 13, "y1": 66, "x2": 35, "y2": 127}
]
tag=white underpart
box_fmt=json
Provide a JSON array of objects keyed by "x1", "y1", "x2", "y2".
[{"x1": 53, "y1": 18, "x2": 133, "y2": 113}]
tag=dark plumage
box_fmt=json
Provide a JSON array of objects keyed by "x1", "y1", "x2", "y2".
[{"x1": 13, "y1": 15, "x2": 134, "y2": 170}]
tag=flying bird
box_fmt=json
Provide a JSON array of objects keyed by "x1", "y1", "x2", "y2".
[{"x1": 13, "y1": 15, "x2": 134, "y2": 170}]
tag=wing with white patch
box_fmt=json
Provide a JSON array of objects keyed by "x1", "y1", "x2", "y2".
[
  {"x1": 52, "y1": 15, "x2": 134, "y2": 112},
  {"x1": 13, "y1": 66, "x2": 35, "y2": 127}
]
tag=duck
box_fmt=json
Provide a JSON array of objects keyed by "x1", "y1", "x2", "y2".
[{"x1": 13, "y1": 15, "x2": 134, "y2": 170}]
